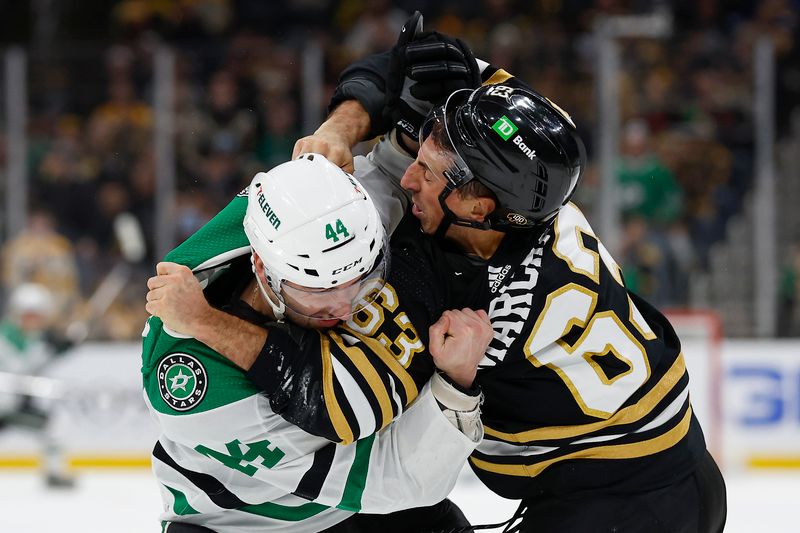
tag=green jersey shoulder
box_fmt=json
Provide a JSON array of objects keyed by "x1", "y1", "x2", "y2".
[{"x1": 142, "y1": 316, "x2": 259, "y2": 416}]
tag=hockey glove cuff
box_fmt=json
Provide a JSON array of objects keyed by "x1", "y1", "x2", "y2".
[{"x1": 431, "y1": 372, "x2": 483, "y2": 442}]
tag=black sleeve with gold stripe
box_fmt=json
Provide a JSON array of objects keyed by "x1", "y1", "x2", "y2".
[
  {"x1": 248, "y1": 246, "x2": 444, "y2": 445},
  {"x1": 478, "y1": 64, "x2": 515, "y2": 86}
]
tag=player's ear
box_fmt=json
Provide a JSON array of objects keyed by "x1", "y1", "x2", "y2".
[
  {"x1": 470, "y1": 195, "x2": 496, "y2": 223},
  {"x1": 251, "y1": 252, "x2": 264, "y2": 275}
]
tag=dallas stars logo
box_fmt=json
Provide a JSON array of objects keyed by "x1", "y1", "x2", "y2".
[{"x1": 158, "y1": 353, "x2": 208, "y2": 412}]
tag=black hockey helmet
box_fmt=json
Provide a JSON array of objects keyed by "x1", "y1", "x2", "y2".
[{"x1": 419, "y1": 83, "x2": 586, "y2": 231}]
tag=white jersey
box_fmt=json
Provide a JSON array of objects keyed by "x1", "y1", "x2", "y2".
[
  {"x1": 144, "y1": 317, "x2": 477, "y2": 532},
  {"x1": 145, "y1": 136, "x2": 481, "y2": 532}
]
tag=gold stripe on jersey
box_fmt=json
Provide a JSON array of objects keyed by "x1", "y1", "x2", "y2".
[
  {"x1": 319, "y1": 335, "x2": 354, "y2": 445},
  {"x1": 344, "y1": 328, "x2": 420, "y2": 406},
  {"x1": 484, "y1": 353, "x2": 687, "y2": 442},
  {"x1": 329, "y1": 331, "x2": 395, "y2": 432},
  {"x1": 483, "y1": 69, "x2": 514, "y2": 86},
  {"x1": 472, "y1": 404, "x2": 693, "y2": 478}
]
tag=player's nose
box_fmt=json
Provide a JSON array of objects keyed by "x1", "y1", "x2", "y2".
[
  {"x1": 400, "y1": 162, "x2": 422, "y2": 191},
  {"x1": 324, "y1": 300, "x2": 353, "y2": 318},
  {"x1": 324, "y1": 289, "x2": 357, "y2": 317}
]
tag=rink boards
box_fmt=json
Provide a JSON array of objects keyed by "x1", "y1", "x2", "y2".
[{"x1": 0, "y1": 340, "x2": 798, "y2": 471}]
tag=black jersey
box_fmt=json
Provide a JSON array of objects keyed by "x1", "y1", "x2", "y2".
[{"x1": 393, "y1": 202, "x2": 706, "y2": 499}]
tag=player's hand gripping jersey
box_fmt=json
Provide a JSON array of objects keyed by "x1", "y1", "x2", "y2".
[{"x1": 142, "y1": 171, "x2": 481, "y2": 531}]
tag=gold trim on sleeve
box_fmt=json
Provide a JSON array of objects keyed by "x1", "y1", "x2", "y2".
[
  {"x1": 485, "y1": 354, "x2": 686, "y2": 442},
  {"x1": 348, "y1": 331, "x2": 420, "y2": 407},
  {"x1": 473, "y1": 404, "x2": 693, "y2": 478},
  {"x1": 483, "y1": 69, "x2": 514, "y2": 85},
  {"x1": 330, "y1": 331, "x2": 394, "y2": 431},
  {"x1": 319, "y1": 335, "x2": 354, "y2": 445}
]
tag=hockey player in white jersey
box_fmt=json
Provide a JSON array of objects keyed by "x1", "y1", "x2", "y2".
[
  {"x1": 0, "y1": 283, "x2": 76, "y2": 488},
  {"x1": 143, "y1": 154, "x2": 492, "y2": 532}
]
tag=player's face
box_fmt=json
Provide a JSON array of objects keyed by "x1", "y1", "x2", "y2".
[
  {"x1": 400, "y1": 137, "x2": 471, "y2": 234},
  {"x1": 18, "y1": 311, "x2": 49, "y2": 333},
  {"x1": 280, "y1": 279, "x2": 362, "y2": 329},
  {"x1": 252, "y1": 255, "x2": 359, "y2": 329}
]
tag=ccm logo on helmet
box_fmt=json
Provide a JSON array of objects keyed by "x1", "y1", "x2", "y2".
[{"x1": 332, "y1": 257, "x2": 363, "y2": 275}]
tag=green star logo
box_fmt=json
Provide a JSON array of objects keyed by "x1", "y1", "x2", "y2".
[
  {"x1": 158, "y1": 353, "x2": 208, "y2": 411},
  {"x1": 167, "y1": 367, "x2": 194, "y2": 398}
]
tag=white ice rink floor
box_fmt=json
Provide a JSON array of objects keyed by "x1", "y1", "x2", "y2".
[{"x1": 0, "y1": 467, "x2": 797, "y2": 532}]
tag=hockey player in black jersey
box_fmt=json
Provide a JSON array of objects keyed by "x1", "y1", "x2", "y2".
[
  {"x1": 313, "y1": 14, "x2": 728, "y2": 533},
  {"x1": 394, "y1": 81, "x2": 726, "y2": 533}
]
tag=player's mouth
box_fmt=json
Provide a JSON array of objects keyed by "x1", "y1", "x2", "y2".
[
  {"x1": 316, "y1": 318, "x2": 341, "y2": 328},
  {"x1": 411, "y1": 201, "x2": 423, "y2": 217}
]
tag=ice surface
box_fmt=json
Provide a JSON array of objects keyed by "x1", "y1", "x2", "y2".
[{"x1": 0, "y1": 466, "x2": 795, "y2": 532}]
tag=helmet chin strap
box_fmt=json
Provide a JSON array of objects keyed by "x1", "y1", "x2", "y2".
[
  {"x1": 433, "y1": 203, "x2": 455, "y2": 240},
  {"x1": 251, "y1": 253, "x2": 286, "y2": 321},
  {"x1": 433, "y1": 185, "x2": 491, "y2": 240},
  {"x1": 255, "y1": 272, "x2": 286, "y2": 322}
]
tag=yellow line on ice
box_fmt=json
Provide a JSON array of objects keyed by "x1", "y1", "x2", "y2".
[
  {"x1": 747, "y1": 456, "x2": 800, "y2": 469},
  {"x1": 0, "y1": 455, "x2": 151, "y2": 469}
]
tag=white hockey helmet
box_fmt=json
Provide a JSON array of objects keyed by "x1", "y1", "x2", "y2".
[
  {"x1": 7, "y1": 283, "x2": 53, "y2": 319},
  {"x1": 243, "y1": 153, "x2": 389, "y2": 320}
]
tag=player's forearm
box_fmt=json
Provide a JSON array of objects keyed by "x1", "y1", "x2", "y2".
[
  {"x1": 328, "y1": 50, "x2": 392, "y2": 139},
  {"x1": 191, "y1": 309, "x2": 266, "y2": 371},
  {"x1": 317, "y1": 99, "x2": 372, "y2": 147}
]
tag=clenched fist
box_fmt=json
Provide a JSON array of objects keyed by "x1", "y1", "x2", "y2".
[
  {"x1": 428, "y1": 308, "x2": 493, "y2": 388},
  {"x1": 145, "y1": 262, "x2": 212, "y2": 336},
  {"x1": 292, "y1": 131, "x2": 354, "y2": 173}
]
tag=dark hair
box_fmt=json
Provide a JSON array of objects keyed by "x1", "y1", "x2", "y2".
[
  {"x1": 428, "y1": 118, "x2": 455, "y2": 153},
  {"x1": 428, "y1": 118, "x2": 496, "y2": 203},
  {"x1": 456, "y1": 179, "x2": 497, "y2": 202}
]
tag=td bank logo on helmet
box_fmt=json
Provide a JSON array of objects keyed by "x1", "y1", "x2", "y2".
[
  {"x1": 257, "y1": 189, "x2": 282, "y2": 230},
  {"x1": 491, "y1": 115, "x2": 536, "y2": 161},
  {"x1": 492, "y1": 115, "x2": 518, "y2": 140},
  {"x1": 512, "y1": 135, "x2": 537, "y2": 160}
]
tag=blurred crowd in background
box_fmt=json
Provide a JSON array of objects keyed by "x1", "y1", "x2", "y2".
[{"x1": 0, "y1": 0, "x2": 799, "y2": 341}]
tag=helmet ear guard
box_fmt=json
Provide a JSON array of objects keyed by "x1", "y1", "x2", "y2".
[{"x1": 251, "y1": 252, "x2": 287, "y2": 321}]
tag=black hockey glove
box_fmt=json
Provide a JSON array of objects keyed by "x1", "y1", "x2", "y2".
[{"x1": 386, "y1": 11, "x2": 481, "y2": 140}]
